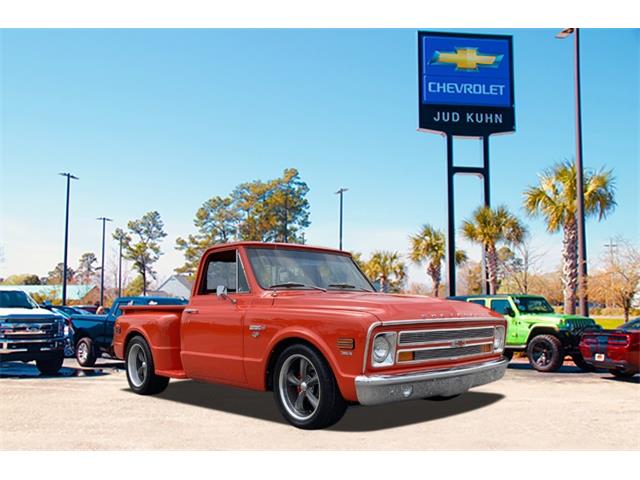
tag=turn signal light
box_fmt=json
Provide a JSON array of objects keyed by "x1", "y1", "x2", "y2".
[{"x1": 397, "y1": 351, "x2": 415, "y2": 362}]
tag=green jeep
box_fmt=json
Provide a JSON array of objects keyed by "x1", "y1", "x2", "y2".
[{"x1": 449, "y1": 294, "x2": 601, "y2": 372}]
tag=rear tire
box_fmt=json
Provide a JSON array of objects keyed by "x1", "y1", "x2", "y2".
[
  {"x1": 610, "y1": 368, "x2": 638, "y2": 378},
  {"x1": 572, "y1": 353, "x2": 596, "y2": 372},
  {"x1": 273, "y1": 344, "x2": 347, "y2": 429},
  {"x1": 36, "y1": 351, "x2": 64, "y2": 375},
  {"x1": 75, "y1": 337, "x2": 97, "y2": 367},
  {"x1": 527, "y1": 334, "x2": 564, "y2": 372},
  {"x1": 125, "y1": 336, "x2": 169, "y2": 395}
]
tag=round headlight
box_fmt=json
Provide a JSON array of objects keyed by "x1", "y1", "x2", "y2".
[{"x1": 373, "y1": 335, "x2": 391, "y2": 362}]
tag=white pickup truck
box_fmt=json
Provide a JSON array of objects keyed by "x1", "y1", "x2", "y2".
[{"x1": 0, "y1": 288, "x2": 66, "y2": 374}]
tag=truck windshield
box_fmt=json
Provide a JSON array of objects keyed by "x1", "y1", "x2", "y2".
[
  {"x1": 513, "y1": 297, "x2": 554, "y2": 314},
  {"x1": 0, "y1": 290, "x2": 39, "y2": 309},
  {"x1": 246, "y1": 248, "x2": 374, "y2": 292}
]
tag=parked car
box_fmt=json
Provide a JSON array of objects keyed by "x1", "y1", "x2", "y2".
[
  {"x1": 71, "y1": 296, "x2": 188, "y2": 367},
  {"x1": 449, "y1": 294, "x2": 601, "y2": 372},
  {"x1": 579, "y1": 317, "x2": 640, "y2": 378},
  {"x1": 113, "y1": 242, "x2": 508, "y2": 429},
  {"x1": 0, "y1": 288, "x2": 66, "y2": 374}
]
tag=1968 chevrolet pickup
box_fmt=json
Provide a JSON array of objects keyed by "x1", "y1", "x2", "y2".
[{"x1": 114, "y1": 242, "x2": 508, "y2": 429}]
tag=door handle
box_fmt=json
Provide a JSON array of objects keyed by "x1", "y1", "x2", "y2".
[
  {"x1": 249, "y1": 325, "x2": 266, "y2": 331},
  {"x1": 184, "y1": 308, "x2": 199, "y2": 314}
]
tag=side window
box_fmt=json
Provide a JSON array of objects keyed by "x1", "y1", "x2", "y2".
[
  {"x1": 490, "y1": 299, "x2": 512, "y2": 315},
  {"x1": 200, "y1": 250, "x2": 250, "y2": 294},
  {"x1": 469, "y1": 299, "x2": 486, "y2": 307}
]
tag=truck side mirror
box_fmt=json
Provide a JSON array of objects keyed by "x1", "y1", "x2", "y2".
[
  {"x1": 504, "y1": 307, "x2": 515, "y2": 317},
  {"x1": 216, "y1": 285, "x2": 228, "y2": 297},
  {"x1": 216, "y1": 285, "x2": 237, "y2": 304}
]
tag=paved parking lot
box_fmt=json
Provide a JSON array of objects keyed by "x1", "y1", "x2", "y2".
[{"x1": 1, "y1": 357, "x2": 638, "y2": 450}]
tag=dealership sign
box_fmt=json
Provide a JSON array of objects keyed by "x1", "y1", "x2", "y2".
[{"x1": 418, "y1": 31, "x2": 515, "y2": 136}]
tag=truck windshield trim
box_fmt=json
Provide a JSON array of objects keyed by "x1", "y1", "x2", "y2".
[{"x1": 246, "y1": 248, "x2": 375, "y2": 292}]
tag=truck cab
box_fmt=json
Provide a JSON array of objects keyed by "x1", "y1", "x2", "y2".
[
  {"x1": 0, "y1": 288, "x2": 66, "y2": 375},
  {"x1": 71, "y1": 296, "x2": 187, "y2": 366},
  {"x1": 450, "y1": 294, "x2": 600, "y2": 372}
]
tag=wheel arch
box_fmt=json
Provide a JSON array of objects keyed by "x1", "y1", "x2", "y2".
[
  {"x1": 526, "y1": 326, "x2": 560, "y2": 345},
  {"x1": 264, "y1": 333, "x2": 338, "y2": 392},
  {"x1": 123, "y1": 328, "x2": 152, "y2": 355}
]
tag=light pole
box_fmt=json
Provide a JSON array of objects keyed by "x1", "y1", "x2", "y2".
[
  {"x1": 59, "y1": 173, "x2": 78, "y2": 305},
  {"x1": 113, "y1": 229, "x2": 126, "y2": 298},
  {"x1": 335, "y1": 188, "x2": 348, "y2": 250},
  {"x1": 97, "y1": 217, "x2": 113, "y2": 306},
  {"x1": 556, "y1": 27, "x2": 589, "y2": 316}
]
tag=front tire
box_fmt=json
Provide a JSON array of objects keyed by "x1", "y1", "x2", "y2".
[
  {"x1": 273, "y1": 344, "x2": 347, "y2": 429},
  {"x1": 610, "y1": 368, "x2": 638, "y2": 378},
  {"x1": 75, "y1": 337, "x2": 97, "y2": 367},
  {"x1": 425, "y1": 394, "x2": 461, "y2": 401},
  {"x1": 503, "y1": 350, "x2": 514, "y2": 362},
  {"x1": 527, "y1": 334, "x2": 564, "y2": 372},
  {"x1": 125, "y1": 336, "x2": 169, "y2": 395},
  {"x1": 36, "y1": 351, "x2": 64, "y2": 375}
]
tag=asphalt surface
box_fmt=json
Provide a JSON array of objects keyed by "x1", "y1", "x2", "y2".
[{"x1": 1, "y1": 357, "x2": 638, "y2": 450}]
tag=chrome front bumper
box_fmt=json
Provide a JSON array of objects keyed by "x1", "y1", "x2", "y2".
[{"x1": 355, "y1": 358, "x2": 508, "y2": 405}]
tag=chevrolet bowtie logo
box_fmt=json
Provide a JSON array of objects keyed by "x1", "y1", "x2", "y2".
[{"x1": 430, "y1": 47, "x2": 503, "y2": 71}]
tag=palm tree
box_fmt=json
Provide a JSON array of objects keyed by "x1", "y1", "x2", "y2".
[
  {"x1": 461, "y1": 205, "x2": 526, "y2": 295},
  {"x1": 364, "y1": 251, "x2": 406, "y2": 293},
  {"x1": 409, "y1": 225, "x2": 467, "y2": 297},
  {"x1": 523, "y1": 160, "x2": 616, "y2": 314}
]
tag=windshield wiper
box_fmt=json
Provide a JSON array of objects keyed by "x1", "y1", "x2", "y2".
[
  {"x1": 327, "y1": 283, "x2": 369, "y2": 291},
  {"x1": 269, "y1": 282, "x2": 327, "y2": 292}
]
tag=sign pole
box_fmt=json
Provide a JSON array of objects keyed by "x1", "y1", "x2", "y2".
[
  {"x1": 482, "y1": 135, "x2": 491, "y2": 294},
  {"x1": 446, "y1": 134, "x2": 456, "y2": 297}
]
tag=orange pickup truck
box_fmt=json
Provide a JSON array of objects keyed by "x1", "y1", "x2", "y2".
[{"x1": 114, "y1": 242, "x2": 508, "y2": 429}]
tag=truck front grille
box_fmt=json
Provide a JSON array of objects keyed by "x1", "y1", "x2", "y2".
[
  {"x1": 399, "y1": 327, "x2": 495, "y2": 345},
  {"x1": 411, "y1": 343, "x2": 492, "y2": 362},
  {"x1": 1, "y1": 323, "x2": 57, "y2": 341}
]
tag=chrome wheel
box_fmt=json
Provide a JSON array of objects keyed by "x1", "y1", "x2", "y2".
[
  {"x1": 77, "y1": 341, "x2": 89, "y2": 363},
  {"x1": 278, "y1": 354, "x2": 321, "y2": 421},
  {"x1": 127, "y1": 343, "x2": 148, "y2": 388}
]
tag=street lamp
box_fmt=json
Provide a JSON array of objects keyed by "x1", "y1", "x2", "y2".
[
  {"x1": 58, "y1": 172, "x2": 78, "y2": 306},
  {"x1": 335, "y1": 188, "x2": 348, "y2": 250},
  {"x1": 556, "y1": 27, "x2": 589, "y2": 316},
  {"x1": 97, "y1": 217, "x2": 113, "y2": 306}
]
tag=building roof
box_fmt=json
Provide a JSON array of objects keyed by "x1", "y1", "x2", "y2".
[
  {"x1": 0, "y1": 284, "x2": 97, "y2": 301},
  {"x1": 158, "y1": 275, "x2": 193, "y2": 291}
]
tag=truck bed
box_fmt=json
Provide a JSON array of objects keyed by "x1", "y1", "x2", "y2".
[{"x1": 115, "y1": 304, "x2": 188, "y2": 377}]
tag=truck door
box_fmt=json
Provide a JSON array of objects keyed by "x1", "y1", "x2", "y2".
[{"x1": 181, "y1": 248, "x2": 249, "y2": 384}]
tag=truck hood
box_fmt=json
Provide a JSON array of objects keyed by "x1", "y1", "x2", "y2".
[
  {"x1": 520, "y1": 313, "x2": 593, "y2": 323},
  {"x1": 271, "y1": 291, "x2": 497, "y2": 322},
  {"x1": 0, "y1": 307, "x2": 59, "y2": 321}
]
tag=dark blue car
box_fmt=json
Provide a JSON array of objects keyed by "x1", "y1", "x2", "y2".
[{"x1": 71, "y1": 296, "x2": 187, "y2": 366}]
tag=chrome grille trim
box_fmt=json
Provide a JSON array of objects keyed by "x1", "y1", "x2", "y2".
[
  {"x1": 396, "y1": 342, "x2": 494, "y2": 364},
  {"x1": 398, "y1": 326, "x2": 495, "y2": 346}
]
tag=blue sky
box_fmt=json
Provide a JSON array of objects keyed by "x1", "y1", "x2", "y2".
[{"x1": 1, "y1": 29, "x2": 638, "y2": 287}]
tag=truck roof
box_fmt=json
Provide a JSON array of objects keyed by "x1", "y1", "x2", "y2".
[{"x1": 202, "y1": 241, "x2": 351, "y2": 258}]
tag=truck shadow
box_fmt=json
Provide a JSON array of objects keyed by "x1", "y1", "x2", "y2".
[
  {"x1": 508, "y1": 362, "x2": 594, "y2": 374},
  {"x1": 154, "y1": 380, "x2": 504, "y2": 431}
]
